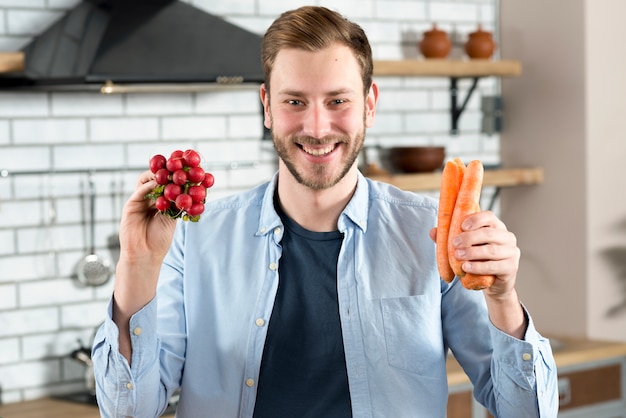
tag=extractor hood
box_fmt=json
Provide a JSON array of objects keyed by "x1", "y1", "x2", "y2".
[{"x1": 0, "y1": 0, "x2": 265, "y2": 91}]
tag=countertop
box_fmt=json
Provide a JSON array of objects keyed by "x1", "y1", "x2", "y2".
[
  {"x1": 0, "y1": 397, "x2": 175, "y2": 418},
  {"x1": 2, "y1": 337, "x2": 626, "y2": 418}
]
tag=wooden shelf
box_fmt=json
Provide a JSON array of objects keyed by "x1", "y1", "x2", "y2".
[
  {"x1": 373, "y1": 59, "x2": 522, "y2": 78},
  {"x1": 367, "y1": 167, "x2": 543, "y2": 191},
  {"x1": 372, "y1": 59, "x2": 522, "y2": 134},
  {"x1": 0, "y1": 51, "x2": 24, "y2": 73}
]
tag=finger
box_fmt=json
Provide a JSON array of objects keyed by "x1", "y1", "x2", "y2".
[
  {"x1": 130, "y1": 171, "x2": 158, "y2": 201},
  {"x1": 429, "y1": 227, "x2": 437, "y2": 242},
  {"x1": 461, "y1": 211, "x2": 506, "y2": 232},
  {"x1": 455, "y1": 240, "x2": 520, "y2": 263},
  {"x1": 136, "y1": 170, "x2": 156, "y2": 187},
  {"x1": 462, "y1": 257, "x2": 519, "y2": 279},
  {"x1": 454, "y1": 226, "x2": 517, "y2": 250}
]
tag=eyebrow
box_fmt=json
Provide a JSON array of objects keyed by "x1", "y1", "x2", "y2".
[{"x1": 276, "y1": 88, "x2": 357, "y2": 97}]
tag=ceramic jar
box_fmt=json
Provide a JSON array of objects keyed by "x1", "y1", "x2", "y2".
[
  {"x1": 419, "y1": 24, "x2": 452, "y2": 59},
  {"x1": 464, "y1": 25, "x2": 496, "y2": 59}
]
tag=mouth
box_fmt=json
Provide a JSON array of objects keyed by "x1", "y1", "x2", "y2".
[{"x1": 300, "y1": 143, "x2": 337, "y2": 156}]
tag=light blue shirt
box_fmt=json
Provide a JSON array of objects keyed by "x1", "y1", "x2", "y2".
[{"x1": 93, "y1": 172, "x2": 558, "y2": 418}]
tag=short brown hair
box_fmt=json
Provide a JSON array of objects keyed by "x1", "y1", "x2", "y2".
[{"x1": 261, "y1": 6, "x2": 373, "y2": 95}]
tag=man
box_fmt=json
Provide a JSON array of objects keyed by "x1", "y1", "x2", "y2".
[{"x1": 93, "y1": 6, "x2": 558, "y2": 417}]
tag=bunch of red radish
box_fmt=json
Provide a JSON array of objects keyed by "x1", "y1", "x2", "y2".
[{"x1": 146, "y1": 149, "x2": 215, "y2": 222}]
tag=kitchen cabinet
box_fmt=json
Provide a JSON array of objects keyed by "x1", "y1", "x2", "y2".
[{"x1": 556, "y1": 361, "x2": 624, "y2": 417}]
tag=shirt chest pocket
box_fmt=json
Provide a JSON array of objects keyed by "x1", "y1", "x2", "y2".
[{"x1": 380, "y1": 295, "x2": 445, "y2": 377}]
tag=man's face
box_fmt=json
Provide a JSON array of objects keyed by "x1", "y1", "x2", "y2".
[{"x1": 261, "y1": 43, "x2": 377, "y2": 190}]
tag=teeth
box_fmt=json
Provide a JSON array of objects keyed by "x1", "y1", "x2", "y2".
[{"x1": 302, "y1": 145, "x2": 335, "y2": 156}]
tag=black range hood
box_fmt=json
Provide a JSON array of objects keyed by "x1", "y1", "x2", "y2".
[{"x1": 0, "y1": 0, "x2": 264, "y2": 89}]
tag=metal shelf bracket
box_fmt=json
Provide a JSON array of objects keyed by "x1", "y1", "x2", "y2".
[{"x1": 450, "y1": 76, "x2": 480, "y2": 135}]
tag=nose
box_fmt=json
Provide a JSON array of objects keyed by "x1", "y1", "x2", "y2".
[{"x1": 302, "y1": 104, "x2": 332, "y2": 139}]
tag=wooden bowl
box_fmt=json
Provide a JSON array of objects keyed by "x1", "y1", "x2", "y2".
[{"x1": 389, "y1": 146, "x2": 445, "y2": 173}]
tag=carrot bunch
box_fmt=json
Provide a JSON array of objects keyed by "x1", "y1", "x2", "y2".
[{"x1": 436, "y1": 158, "x2": 495, "y2": 290}]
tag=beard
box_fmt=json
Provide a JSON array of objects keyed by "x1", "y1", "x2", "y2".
[{"x1": 272, "y1": 121, "x2": 366, "y2": 191}]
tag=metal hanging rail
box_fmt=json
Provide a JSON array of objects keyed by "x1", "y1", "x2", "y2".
[{"x1": 0, "y1": 161, "x2": 261, "y2": 178}]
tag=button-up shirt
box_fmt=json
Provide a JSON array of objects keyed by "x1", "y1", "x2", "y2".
[{"x1": 93, "y1": 172, "x2": 558, "y2": 418}]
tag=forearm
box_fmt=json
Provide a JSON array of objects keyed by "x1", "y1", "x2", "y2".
[
  {"x1": 484, "y1": 289, "x2": 527, "y2": 340},
  {"x1": 112, "y1": 255, "x2": 162, "y2": 364}
]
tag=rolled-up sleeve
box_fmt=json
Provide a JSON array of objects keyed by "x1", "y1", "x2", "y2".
[
  {"x1": 92, "y1": 297, "x2": 169, "y2": 418},
  {"x1": 488, "y1": 307, "x2": 559, "y2": 417}
]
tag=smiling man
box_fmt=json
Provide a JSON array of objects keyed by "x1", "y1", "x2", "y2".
[{"x1": 93, "y1": 6, "x2": 558, "y2": 418}]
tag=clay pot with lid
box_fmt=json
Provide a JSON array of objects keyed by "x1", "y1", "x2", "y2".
[
  {"x1": 419, "y1": 24, "x2": 452, "y2": 59},
  {"x1": 465, "y1": 25, "x2": 496, "y2": 59}
]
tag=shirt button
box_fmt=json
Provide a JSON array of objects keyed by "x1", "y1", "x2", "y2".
[
  {"x1": 133, "y1": 327, "x2": 142, "y2": 336},
  {"x1": 126, "y1": 382, "x2": 134, "y2": 390},
  {"x1": 245, "y1": 378, "x2": 255, "y2": 387},
  {"x1": 259, "y1": 227, "x2": 266, "y2": 233},
  {"x1": 269, "y1": 262, "x2": 277, "y2": 271},
  {"x1": 273, "y1": 227, "x2": 281, "y2": 235},
  {"x1": 255, "y1": 318, "x2": 265, "y2": 327},
  {"x1": 522, "y1": 352, "x2": 532, "y2": 361}
]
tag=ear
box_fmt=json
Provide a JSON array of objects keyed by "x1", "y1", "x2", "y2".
[
  {"x1": 365, "y1": 81, "x2": 379, "y2": 128},
  {"x1": 260, "y1": 83, "x2": 272, "y2": 129}
]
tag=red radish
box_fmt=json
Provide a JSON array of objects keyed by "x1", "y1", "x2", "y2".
[
  {"x1": 183, "y1": 149, "x2": 201, "y2": 168},
  {"x1": 144, "y1": 149, "x2": 214, "y2": 222},
  {"x1": 172, "y1": 169, "x2": 187, "y2": 185},
  {"x1": 155, "y1": 195, "x2": 170, "y2": 212},
  {"x1": 187, "y1": 202, "x2": 204, "y2": 217},
  {"x1": 188, "y1": 185, "x2": 206, "y2": 202},
  {"x1": 149, "y1": 154, "x2": 166, "y2": 173},
  {"x1": 188, "y1": 166, "x2": 205, "y2": 183},
  {"x1": 202, "y1": 172, "x2": 215, "y2": 188},
  {"x1": 155, "y1": 168, "x2": 170, "y2": 185},
  {"x1": 170, "y1": 150, "x2": 184, "y2": 159},
  {"x1": 163, "y1": 183, "x2": 182, "y2": 201},
  {"x1": 175, "y1": 194, "x2": 193, "y2": 211},
  {"x1": 166, "y1": 157, "x2": 183, "y2": 172}
]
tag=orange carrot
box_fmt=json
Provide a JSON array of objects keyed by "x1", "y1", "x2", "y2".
[
  {"x1": 447, "y1": 160, "x2": 497, "y2": 290},
  {"x1": 447, "y1": 160, "x2": 483, "y2": 278},
  {"x1": 452, "y1": 157, "x2": 465, "y2": 171},
  {"x1": 461, "y1": 272, "x2": 496, "y2": 290},
  {"x1": 436, "y1": 160, "x2": 465, "y2": 282}
]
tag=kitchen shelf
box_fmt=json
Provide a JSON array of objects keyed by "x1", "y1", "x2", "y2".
[
  {"x1": 373, "y1": 59, "x2": 522, "y2": 134},
  {"x1": 372, "y1": 59, "x2": 522, "y2": 77},
  {"x1": 367, "y1": 167, "x2": 543, "y2": 191},
  {"x1": 0, "y1": 51, "x2": 24, "y2": 73}
]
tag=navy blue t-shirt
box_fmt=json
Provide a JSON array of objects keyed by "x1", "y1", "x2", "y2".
[{"x1": 253, "y1": 203, "x2": 352, "y2": 417}]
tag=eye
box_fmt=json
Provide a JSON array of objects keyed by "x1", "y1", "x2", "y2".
[
  {"x1": 330, "y1": 99, "x2": 346, "y2": 105},
  {"x1": 287, "y1": 99, "x2": 303, "y2": 106}
]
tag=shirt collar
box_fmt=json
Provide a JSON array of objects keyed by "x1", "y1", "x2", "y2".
[
  {"x1": 339, "y1": 171, "x2": 369, "y2": 233},
  {"x1": 256, "y1": 171, "x2": 370, "y2": 236},
  {"x1": 256, "y1": 172, "x2": 283, "y2": 237}
]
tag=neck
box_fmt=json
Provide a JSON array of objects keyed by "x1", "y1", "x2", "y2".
[{"x1": 276, "y1": 163, "x2": 358, "y2": 232}]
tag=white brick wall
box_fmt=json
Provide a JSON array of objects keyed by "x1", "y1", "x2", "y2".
[{"x1": 0, "y1": 0, "x2": 500, "y2": 403}]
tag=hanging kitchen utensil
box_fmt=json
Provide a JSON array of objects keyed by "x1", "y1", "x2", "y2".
[
  {"x1": 75, "y1": 174, "x2": 112, "y2": 286},
  {"x1": 36, "y1": 174, "x2": 58, "y2": 276},
  {"x1": 106, "y1": 177, "x2": 121, "y2": 266}
]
